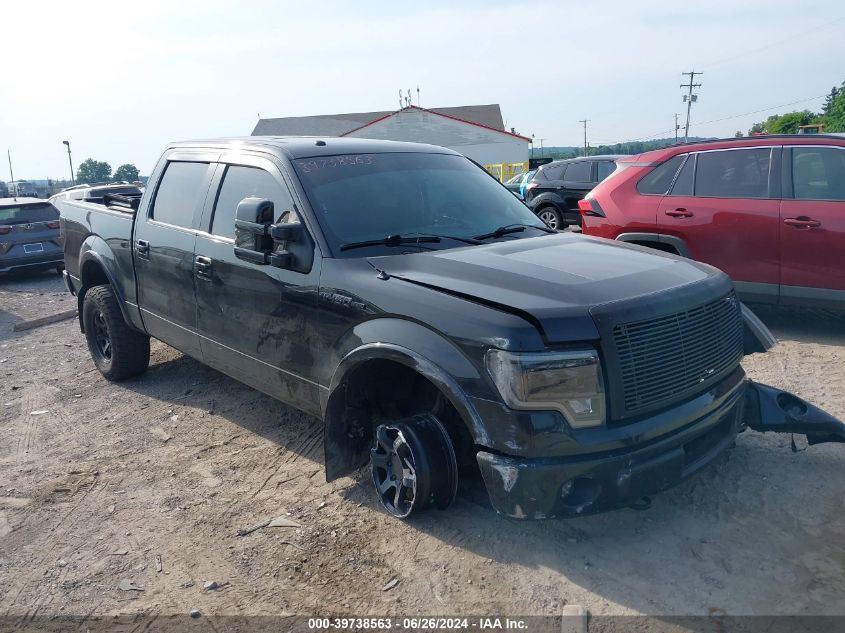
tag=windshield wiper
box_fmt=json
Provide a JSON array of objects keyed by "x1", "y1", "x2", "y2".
[
  {"x1": 339, "y1": 234, "x2": 441, "y2": 252},
  {"x1": 403, "y1": 232, "x2": 484, "y2": 246},
  {"x1": 472, "y1": 223, "x2": 555, "y2": 241}
]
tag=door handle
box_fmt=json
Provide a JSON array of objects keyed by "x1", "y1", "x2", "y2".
[
  {"x1": 665, "y1": 208, "x2": 693, "y2": 218},
  {"x1": 194, "y1": 255, "x2": 212, "y2": 278},
  {"x1": 135, "y1": 239, "x2": 150, "y2": 256},
  {"x1": 783, "y1": 216, "x2": 821, "y2": 229}
]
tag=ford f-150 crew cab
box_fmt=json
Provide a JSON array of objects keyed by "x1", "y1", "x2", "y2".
[{"x1": 58, "y1": 137, "x2": 845, "y2": 520}]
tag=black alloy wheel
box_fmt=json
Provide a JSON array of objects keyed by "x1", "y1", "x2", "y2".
[
  {"x1": 91, "y1": 309, "x2": 112, "y2": 361},
  {"x1": 370, "y1": 414, "x2": 458, "y2": 518}
]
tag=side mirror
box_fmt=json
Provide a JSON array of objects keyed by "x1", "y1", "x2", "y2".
[{"x1": 233, "y1": 197, "x2": 314, "y2": 273}]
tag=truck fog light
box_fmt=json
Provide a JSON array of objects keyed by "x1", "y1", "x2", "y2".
[{"x1": 560, "y1": 479, "x2": 574, "y2": 499}]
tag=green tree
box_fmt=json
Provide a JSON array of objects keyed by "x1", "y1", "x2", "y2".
[
  {"x1": 76, "y1": 158, "x2": 112, "y2": 184},
  {"x1": 823, "y1": 85, "x2": 841, "y2": 116},
  {"x1": 749, "y1": 121, "x2": 766, "y2": 135},
  {"x1": 748, "y1": 110, "x2": 822, "y2": 135},
  {"x1": 113, "y1": 163, "x2": 140, "y2": 182},
  {"x1": 825, "y1": 80, "x2": 845, "y2": 132}
]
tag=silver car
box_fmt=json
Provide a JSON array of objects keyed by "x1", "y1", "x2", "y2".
[{"x1": 0, "y1": 198, "x2": 63, "y2": 274}]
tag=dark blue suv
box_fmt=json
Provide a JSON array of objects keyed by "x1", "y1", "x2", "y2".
[{"x1": 0, "y1": 198, "x2": 63, "y2": 274}]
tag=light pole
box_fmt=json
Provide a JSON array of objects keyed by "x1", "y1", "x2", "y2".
[{"x1": 62, "y1": 140, "x2": 75, "y2": 185}]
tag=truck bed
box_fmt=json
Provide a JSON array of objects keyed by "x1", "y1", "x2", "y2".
[{"x1": 59, "y1": 198, "x2": 139, "y2": 306}]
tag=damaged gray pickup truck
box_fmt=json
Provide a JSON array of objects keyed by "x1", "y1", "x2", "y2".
[{"x1": 58, "y1": 137, "x2": 845, "y2": 520}]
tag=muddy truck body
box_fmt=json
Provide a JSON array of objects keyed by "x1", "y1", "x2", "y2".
[{"x1": 58, "y1": 137, "x2": 845, "y2": 519}]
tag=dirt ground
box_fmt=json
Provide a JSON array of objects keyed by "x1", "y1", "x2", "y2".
[{"x1": 1, "y1": 270, "x2": 844, "y2": 622}]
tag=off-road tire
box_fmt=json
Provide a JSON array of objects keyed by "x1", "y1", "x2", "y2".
[{"x1": 82, "y1": 285, "x2": 150, "y2": 381}]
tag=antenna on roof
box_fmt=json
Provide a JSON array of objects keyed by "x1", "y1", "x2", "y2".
[
  {"x1": 416, "y1": 85, "x2": 420, "y2": 106},
  {"x1": 398, "y1": 89, "x2": 403, "y2": 110},
  {"x1": 7, "y1": 149, "x2": 17, "y2": 202},
  {"x1": 406, "y1": 89, "x2": 412, "y2": 108}
]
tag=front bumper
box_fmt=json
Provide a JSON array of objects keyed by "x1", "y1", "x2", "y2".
[
  {"x1": 477, "y1": 378, "x2": 746, "y2": 519},
  {"x1": 476, "y1": 376, "x2": 845, "y2": 519}
]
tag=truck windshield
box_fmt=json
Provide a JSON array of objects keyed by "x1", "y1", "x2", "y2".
[{"x1": 292, "y1": 152, "x2": 547, "y2": 256}]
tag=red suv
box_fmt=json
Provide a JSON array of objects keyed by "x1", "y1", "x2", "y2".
[{"x1": 579, "y1": 135, "x2": 845, "y2": 308}]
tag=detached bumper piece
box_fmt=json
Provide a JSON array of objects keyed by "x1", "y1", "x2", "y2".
[
  {"x1": 478, "y1": 381, "x2": 844, "y2": 520},
  {"x1": 743, "y1": 381, "x2": 845, "y2": 445}
]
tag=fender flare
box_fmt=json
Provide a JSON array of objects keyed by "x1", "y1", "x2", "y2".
[
  {"x1": 326, "y1": 342, "x2": 488, "y2": 442},
  {"x1": 615, "y1": 232, "x2": 692, "y2": 259},
  {"x1": 76, "y1": 238, "x2": 133, "y2": 332},
  {"x1": 321, "y1": 320, "x2": 492, "y2": 481},
  {"x1": 528, "y1": 192, "x2": 565, "y2": 210},
  {"x1": 740, "y1": 302, "x2": 776, "y2": 354}
]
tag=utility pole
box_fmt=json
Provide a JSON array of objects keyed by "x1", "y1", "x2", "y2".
[
  {"x1": 680, "y1": 71, "x2": 702, "y2": 143},
  {"x1": 538, "y1": 138, "x2": 545, "y2": 157},
  {"x1": 579, "y1": 119, "x2": 589, "y2": 156},
  {"x1": 7, "y1": 149, "x2": 17, "y2": 201},
  {"x1": 674, "y1": 113, "x2": 680, "y2": 143},
  {"x1": 62, "y1": 140, "x2": 75, "y2": 185}
]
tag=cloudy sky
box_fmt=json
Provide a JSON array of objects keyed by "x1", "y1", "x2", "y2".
[{"x1": 2, "y1": 0, "x2": 843, "y2": 179}]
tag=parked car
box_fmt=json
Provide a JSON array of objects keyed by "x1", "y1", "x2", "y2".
[
  {"x1": 50, "y1": 183, "x2": 143, "y2": 205},
  {"x1": 58, "y1": 137, "x2": 843, "y2": 520},
  {"x1": 504, "y1": 169, "x2": 536, "y2": 198},
  {"x1": 0, "y1": 198, "x2": 63, "y2": 274},
  {"x1": 523, "y1": 155, "x2": 627, "y2": 229},
  {"x1": 579, "y1": 135, "x2": 845, "y2": 309}
]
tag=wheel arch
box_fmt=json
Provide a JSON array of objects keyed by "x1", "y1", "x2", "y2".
[
  {"x1": 323, "y1": 341, "x2": 487, "y2": 482},
  {"x1": 76, "y1": 239, "x2": 132, "y2": 333}
]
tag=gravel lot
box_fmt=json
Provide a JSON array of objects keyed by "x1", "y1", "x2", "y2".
[{"x1": 1, "y1": 270, "x2": 844, "y2": 622}]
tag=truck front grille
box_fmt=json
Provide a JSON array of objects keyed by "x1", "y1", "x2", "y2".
[{"x1": 612, "y1": 292, "x2": 743, "y2": 415}]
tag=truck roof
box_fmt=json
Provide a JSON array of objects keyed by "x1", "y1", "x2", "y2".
[{"x1": 169, "y1": 136, "x2": 463, "y2": 160}]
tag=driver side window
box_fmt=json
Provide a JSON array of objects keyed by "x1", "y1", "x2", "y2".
[{"x1": 211, "y1": 165, "x2": 294, "y2": 239}]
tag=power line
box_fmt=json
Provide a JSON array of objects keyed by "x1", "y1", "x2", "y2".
[
  {"x1": 695, "y1": 94, "x2": 828, "y2": 126},
  {"x1": 699, "y1": 16, "x2": 845, "y2": 69},
  {"x1": 588, "y1": 92, "x2": 829, "y2": 147}
]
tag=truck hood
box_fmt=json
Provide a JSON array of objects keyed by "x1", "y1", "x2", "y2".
[{"x1": 369, "y1": 232, "x2": 721, "y2": 343}]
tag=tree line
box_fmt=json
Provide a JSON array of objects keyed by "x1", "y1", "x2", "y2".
[
  {"x1": 744, "y1": 79, "x2": 845, "y2": 136},
  {"x1": 76, "y1": 159, "x2": 140, "y2": 184},
  {"x1": 544, "y1": 138, "x2": 711, "y2": 160}
]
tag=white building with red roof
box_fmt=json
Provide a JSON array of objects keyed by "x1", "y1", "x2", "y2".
[{"x1": 252, "y1": 104, "x2": 529, "y2": 167}]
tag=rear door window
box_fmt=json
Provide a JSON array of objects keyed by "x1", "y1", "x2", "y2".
[
  {"x1": 564, "y1": 161, "x2": 591, "y2": 182},
  {"x1": 694, "y1": 148, "x2": 771, "y2": 198},
  {"x1": 151, "y1": 161, "x2": 211, "y2": 228},
  {"x1": 791, "y1": 147, "x2": 845, "y2": 201},
  {"x1": 637, "y1": 155, "x2": 685, "y2": 195},
  {"x1": 211, "y1": 165, "x2": 293, "y2": 239}
]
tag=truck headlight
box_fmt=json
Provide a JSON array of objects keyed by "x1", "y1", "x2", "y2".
[{"x1": 486, "y1": 349, "x2": 606, "y2": 428}]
